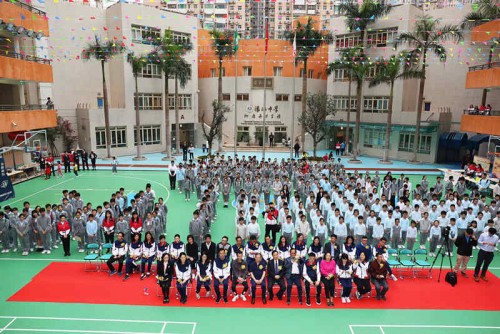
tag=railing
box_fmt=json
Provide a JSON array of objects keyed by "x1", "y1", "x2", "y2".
[
  {"x1": 0, "y1": 51, "x2": 51, "y2": 65},
  {"x1": 0, "y1": 104, "x2": 53, "y2": 111},
  {"x1": 468, "y1": 62, "x2": 500, "y2": 72},
  {"x1": 8, "y1": 0, "x2": 46, "y2": 16},
  {"x1": 463, "y1": 109, "x2": 500, "y2": 116}
]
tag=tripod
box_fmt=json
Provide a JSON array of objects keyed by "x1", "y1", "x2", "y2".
[{"x1": 429, "y1": 234, "x2": 454, "y2": 282}]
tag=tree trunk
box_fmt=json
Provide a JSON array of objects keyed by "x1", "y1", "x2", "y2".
[
  {"x1": 346, "y1": 74, "x2": 352, "y2": 155},
  {"x1": 313, "y1": 139, "x2": 317, "y2": 158},
  {"x1": 217, "y1": 57, "x2": 223, "y2": 152},
  {"x1": 101, "y1": 60, "x2": 111, "y2": 159},
  {"x1": 352, "y1": 78, "x2": 362, "y2": 161},
  {"x1": 164, "y1": 73, "x2": 171, "y2": 159},
  {"x1": 412, "y1": 61, "x2": 426, "y2": 162},
  {"x1": 175, "y1": 74, "x2": 181, "y2": 155},
  {"x1": 134, "y1": 74, "x2": 142, "y2": 159},
  {"x1": 301, "y1": 59, "x2": 308, "y2": 153},
  {"x1": 382, "y1": 81, "x2": 394, "y2": 163}
]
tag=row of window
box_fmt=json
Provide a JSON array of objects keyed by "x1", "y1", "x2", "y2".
[
  {"x1": 363, "y1": 129, "x2": 432, "y2": 154},
  {"x1": 335, "y1": 27, "x2": 398, "y2": 50},
  {"x1": 131, "y1": 25, "x2": 191, "y2": 45},
  {"x1": 95, "y1": 125, "x2": 162, "y2": 149},
  {"x1": 133, "y1": 94, "x2": 192, "y2": 110},
  {"x1": 209, "y1": 67, "x2": 315, "y2": 79},
  {"x1": 332, "y1": 96, "x2": 389, "y2": 113},
  {"x1": 332, "y1": 66, "x2": 383, "y2": 81},
  {"x1": 222, "y1": 93, "x2": 303, "y2": 102}
]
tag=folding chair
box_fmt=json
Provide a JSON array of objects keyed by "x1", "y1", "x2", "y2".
[
  {"x1": 99, "y1": 243, "x2": 113, "y2": 271},
  {"x1": 413, "y1": 249, "x2": 432, "y2": 278},
  {"x1": 398, "y1": 249, "x2": 416, "y2": 278},
  {"x1": 387, "y1": 248, "x2": 401, "y2": 277},
  {"x1": 83, "y1": 243, "x2": 100, "y2": 272}
]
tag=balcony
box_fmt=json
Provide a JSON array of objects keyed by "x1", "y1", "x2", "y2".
[
  {"x1": 460, "y1": 114, "x2": 500, "y2": 136},
  {"x1": 0, "y1": 106, "x2": 57, "y2": 133},
  {"x1": 465, "y1": 62, "x2": 500, "y2": 89},
  {"x1": 0, "y1": 52, "x2": 53, "y2": 83},
  {"x1": 0, "y1": 0, "x2": 49, "y2": 36}
]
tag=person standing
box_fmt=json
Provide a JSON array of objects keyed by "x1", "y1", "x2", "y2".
[
  {"x1": 57, "y1": 215, "x2": 71, "y2": 257},
  {"x1": 474, "y1": 228, "x2": 499, "y2": 282},
  {"x1": 168, "y1": 161, "x2": 177, "y2": 190},
  {"x1": 111, "y1": 157, "x2": 118, "y2": 174},
  {"x1": 81, "y1": 150, "x2": 89, "y2": 171},
  {"x1": 89, "y1": 151, "x2": 97, "y2": 170},
  {"x1": 293, "y1": 140, "x2": 300, "y2": 159},
  {"x1": 454, "y1": 227, "x2": 477, "y2": 277},
  {"x1": 340, "y1": 142, "x2": 345, "y2": 156},
  {"x1": 269, "y1": 132, "x2": 274, "y2": 147},
  {"x1": 368, "y1": 253, "x2": 389, "y2": 300},
  {"x1": 188, "y1": 144, "x2": 195, "y2": 160},
  {"x1": 182, "y1": 142, "x2": 188, "y2": 161}
]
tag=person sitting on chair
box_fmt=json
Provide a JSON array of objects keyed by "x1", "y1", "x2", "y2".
[
  {"x1": 140, "y1": 232, "x2": 156, "y2": 280},
  {"x1": 231, "y1": 251, "x2": 249, "y2": 302},
  {"x1": 157, "y1": 253, "x2": 174, "y2": 304},
  {"x1": 175, "y1": 252, "x2": 191, "y2": 304},
  {"x1": 195, "y1": 253, "x2": 212, "y2": 299},
  {"x1": 213, "y1": 248, "x2": 231, "y2": 303},
  {"x1": 368, "y1": 252, "x2": 389, "y2": 301},
  {"x1": 249, "y1": 253, "x2": 267, "y2": 305},
  {"x1": 124, "y1": 233, "x2": 142, "y2": 281},
  {"x1": 107, "y1": 232, "x2": 127, "y2": 276},
  {"x1": 267, "y1": 250, "x2": 286, "y2": 301}
]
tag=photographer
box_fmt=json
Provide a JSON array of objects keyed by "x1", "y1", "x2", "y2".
[
  {"x1": 264, "y1": 202, "x2": 279, "y2": 244},
  {"x1": 454, "y1": 228, "x2": 477, "y2": 277}
]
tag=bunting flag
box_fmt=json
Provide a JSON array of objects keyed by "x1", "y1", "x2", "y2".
[
  {"x1": 264, "y1": 18, "x2": 269, "y2": 55},
  {"x1": 233, "y1": 29, "x2": 239, "y2": 53},
  {"x1": 292, "y1": 32, "x2": 297, "y2": 57}
]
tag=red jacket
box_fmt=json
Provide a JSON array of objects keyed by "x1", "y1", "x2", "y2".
[
  {"x1": 57, "y1": 221, "x2": 70, "y2": 235},
  {"x1": 130, "y1": 218, "x2": 142, "y2": 231},
  {"x1": 102, "y1": 218, "x2": 115, "y2": 229}
]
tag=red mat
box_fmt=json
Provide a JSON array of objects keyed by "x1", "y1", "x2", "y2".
[{"x1": 8, "y1": 262, "x2": 500, "y2": 310}]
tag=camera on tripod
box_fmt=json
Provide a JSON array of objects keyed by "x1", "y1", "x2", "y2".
[{"x1": 443, "y1": 226, "x2": 451, "y2": 240}]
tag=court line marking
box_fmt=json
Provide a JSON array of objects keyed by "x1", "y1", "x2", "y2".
[
  {"x1": 378, "y1": 326, "x2": 386, "y2": 334},
  {"x1": 350, "y1": 325, "x2": 500, "y2": 329},
  {"x1": 7, "y1": 178, "x2": 74, "y2": 205},
  {"x1": 3, "y1": 329, "x2": 159, "y2": 334},
  {"x1": 0, "y1": 318, "x2": 16, "y2": 334},
  {"x1": 0, "y1": 317, "x2": 195, "y2": 326},
  {"x1": 160, "y1": 323, "x2": 167, "y2": 334},
  {"x1": 191, "y1": 323, "x2": 196, "y2": 334}
]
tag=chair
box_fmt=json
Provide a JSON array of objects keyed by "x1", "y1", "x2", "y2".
[
  {"x1": 84, "y1": 243, "x2": 100, "y2": 272},
  {"x1": 398, "y1": 249, "x2": 416, "y2": 278},
  {"x1": 99, "y1": 243, "x2": 113, "y2": 270},
  {"x1": 413, "y1": 249, "x2": 432, "y2": 278},
  {"x1": 387, "y1": 248, "x2": 402, "y2": 277}
]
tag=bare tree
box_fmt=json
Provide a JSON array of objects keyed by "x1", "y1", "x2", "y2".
[
  {"x1": 201, "y1": 100, "x2": 230, "y2": 155},
  {"x1": 299, "y1": 92, "x2": 336, "y2": 157}
]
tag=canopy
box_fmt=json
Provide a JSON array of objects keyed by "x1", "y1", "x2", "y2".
[
  {"x1": 466, "y1": 134, "x2": 490, "y2": 150},
  {"x1": 439, "y1": 132, "x2": 468, "y2": 150}
]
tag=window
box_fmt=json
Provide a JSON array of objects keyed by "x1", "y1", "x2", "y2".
[
  {"x1": 274, "y1": 126, "x2": 287, "y2": 144},
  {"x1": 211, "y1": 68, "x2": 217, "y2": 77},
  {"x1": 366, "y1": 66, "x2": 383, "y2": 79},
  {"x1": 236, "y1": 93, "x2": 249, "y2": 101},
  {"x1": 252, "y1": 78, "x2": 273, "y2": 88},
  {"x1": 131, "y1": 25, "x2": 160, "y2": 44},
  {"x1": 95, "y1": 126, "x2": 127, "y2": 149},
  {"x1": 273, "y1": 66, "x2": 283, "y2": 76},
  {"x1": 222, "y1": 94, "x2": 231, "y2": 101},
  {"x1": 237, "y1": 126, "x2": 250, "y2": 142},
  {"x1": 134, "y1": 125, "x2": 161, "y2": 146},
  {"x1": 364, "y1": 129, "x2": 386, "y2": 148},
  {"x1": 335, "y1": 33, "x2": 362, "y2": 50},
  {"x1": 363, "y1": 96, "x2": 389, "y2": 113},
  {"x1": 139, "y1": 63, "x2": 162, "y2": 79},
  {"x1": 243, "y1": 66, "x2": 252, "y2": 76},
  {"x1": 135, "y1": 93, "x2": 162, "y2": 110},
  {"x1": 168, "y1": 94, "x2": 192, "y2": 110},
  {"x1": 333, "y1": 69, "x2": 349, "y2": 81},
  {"x1": 294, "y1": 94, "x2": 302, "y2": 102},
  {"x1": 170, "y1": 30, "x2": 191, "y2": 44},
  {"x1": 299, "y1": 69, "x2": 314, "y2": 78},
  {"x1": 398, "y1": 133, "x2": 432, "y2": 154},
  {"x1": 367, "y1": 28, "x2": 398, "y2": 47},
  {"x1": 332, "y1": 96, "x2": 357, "y2": 111},
  {"x1": 276, "y1": 94, "x2": 289, "y2": 102}
]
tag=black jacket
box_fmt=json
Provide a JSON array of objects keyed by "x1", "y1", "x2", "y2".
[
  {"x1": 323, "y1": 242, "x2": 341, "y2": 262},
  {"x1": 454, "y1": 235, "x2": 478, "y2": 257},
  {"x1": 201, "y1": 242, "x2": 216, "y2": 262},
  {"x1": 267, "y1": 258, "x2": 285, "y2": 280},
  {"x1": 157, "y1": 260, "x2": 175, "y2": 285}
]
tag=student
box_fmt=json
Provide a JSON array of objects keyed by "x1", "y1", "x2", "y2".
[
  {"x1": 57, "y1": 214, "x2": 71, "y2": 256},
  {"x1": 337, "y1": 253, "x2": 353, "y2": 304},
  {"x1": 390, "y1": 219, "x2": 402, "y2": 249},
  {"x1": 157, "y1": 253, "x2": 174, "y2": 303},
  {"x1": 195, "y1": 253, "x2": 212, "y2": 299},
  {"x1": 140, "y1": 232, "x2": 156, "y2": 279},
  {"x1": 447, "y1": 219, "x2": 458, "y2": 257},
  {"x1": 123, "y1": 233, "x2": 142, "y2": 281},
  {"x1": 36, "y1": 208, "x2": 52, "y2": 255},
  {"x1": 107, "y1": 232, "x2": 127, "y2": 276},
  {"x1": 231, "y1": 251, "x2": 249, "y2": 302},
  {"x1": 406, "y1": 221, "x2": 418, "y2": 251},
  {"x1": 15, "y1": 214, "x2": 30, "y2": 256},
  {"x1": 111, "y1": 157, "x2": 118, "y2": 174},
  {"x1": 183, "y1": 176, "x2": 192, "y2": 201},
  {"x1": 303, "y1": 252, "x2": 322, "y2": 306},
  {"x1": 0, "y1": 212, "x2": 9, "y2": 253},
  {"x1": 235, "y1": 217, "x2": 247, "y2": 241},
  {"x1": 115, "y1": 214, "x2": 130, "y2": 244},
  {"x1": 213, "y1": 248, "x2": 231, "y2": 303},
  {"x1": 175, "y1": 253, "x2": 191, "y2": 304},
  {"x1": 372, "y1": 217, "x2": 384, "y2": 246},
  {"x1": 429, "y1": 221, "x2": 441, "y2": 257},
  {"x1": 72, "y1": 211, "x2": 86, "y2": 253},
  {"x1": 353, "y1": 252, "x2": 371, "y2": 299}
]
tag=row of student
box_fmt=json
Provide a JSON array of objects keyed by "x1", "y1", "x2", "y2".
[{"x1": 106, "y1": 232, "x2": 392, "y2": 305}]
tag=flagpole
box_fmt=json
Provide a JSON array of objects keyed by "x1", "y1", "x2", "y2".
[
  {"x1": 234, "y1": 46, "x2": 238, "y2": 158},
  {"x1": 262, "y1": 18, "x2": 268, "y2": 160},
  {"x1": 291, "y1": 61, "x2": 295, "y2": 159}
]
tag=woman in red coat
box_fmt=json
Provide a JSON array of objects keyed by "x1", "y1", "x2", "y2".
[
  {"x1": 129, "y1": 211, "x2": 143, "y2": 240},
  {"x1": 102, "y1": 211, "x2": 115, "y2": 244},
  {"x1": 57, "y1": 215, "x2": 71, "y2": 256}
]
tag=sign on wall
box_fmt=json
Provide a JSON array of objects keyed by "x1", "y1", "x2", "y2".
[
  {"x1": 0, "y1": 157, "x2": 15, "y2": 203},
  {"x1": 241, "y1": 105, "x2": 284, "y2": 126}
]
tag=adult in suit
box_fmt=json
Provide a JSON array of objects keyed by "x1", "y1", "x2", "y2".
[
  {"x1": 157, "y1": 253, "x2": 175, "y2": 304},
  {"x1": 200, "y1": 234, "x2": 216, "y2": 262},
  {"x1": 324, "y1": 234, "x2": 341, "y2": 262},
  {"x1": 454, "y1": 227, "x2": 477, "y2": 277},
  {"x1": 267, "y1": 250, "x2": 286, "y2": 301},
  {"x1": 284, "y1": 248, "x2": 304, "y2": 305}
]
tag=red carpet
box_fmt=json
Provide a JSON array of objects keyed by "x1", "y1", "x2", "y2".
[{"x1": 8, "y1": 262, "x2": 500, "y2": 310}]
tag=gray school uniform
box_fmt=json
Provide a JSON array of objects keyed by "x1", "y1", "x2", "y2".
[
  {"x1": 189, "y1": 217, "x2": 204, "y2": 248},
  {"x1": 222, "y1": 182, "x2": 231, "y2": 203},
  {"x1": 456, "y1": 182, "x2": 467, "y2": 197},
  {"x1": 0, "y1": 217, "x2": 9, "y2": 250},
  {"x1": 115, "y1": 220, "x2": 130, "y2": 243},
  {"x1": 72, "y1": 217, "x2": 86, "y2": 250},
  {"x1": 36, "y1": 215, "x2": 52, "y2": 251},
  {"x1": 391, "y1": 225, "x2": 401, "y2": 249},
  {"x1": 8, "y1": 213, "x2": 19, "y2": 249},
  {"x1": 143, "y1": 218, "x2": 156, "y2": 239},
  {"x1": 421, "y1": 180, "x2": 429, "y2": 195},
  {"x1": 15, "y1": 219, "x2": 30, "y2": 252},
  {"x1": 433, "y1": 182, "x2": 443, "y2": 198}
]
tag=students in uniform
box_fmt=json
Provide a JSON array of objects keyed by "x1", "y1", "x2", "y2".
[
  {"x1": 195, "y1": 253, "x2": 212, "y2": 299},
  {"x1": 267, "y1": 250, "x2": 286, "y2": 301},
  {"x1": 57, "y1": 214, "x2": 71, "y2": 256},
  {"x1": 140, "y1": 232, "x2": 156, "y2": 279},
  {"x1": 303, "y1": 252, "x2": 322, "y2": 306},
  {"x1": 72, "y1": 211, "x2": 86, "y2": 253},
  {"x1": 175, "y1": 253, "x2": 191, "y2": 304},
  {"x1": 213, "y1": 248, "x2": 231, "y2": 303},
  {"x1": 337, "y1": 253, "x2": 354, "y2": 303},
  {"x1": 107, "y1": 232, "x2": 127, "y2": 276},
  {"x1": 123, "y1": 233, "x2": 142, "y2": 281},
  {"x1": 15, "y1": 214, "x2": 30, "y2": 256},
  {"x1": 231, "y1": 251, "x2": 249, "y2": 302},
  {"x1": 249, "y1": 253, "x2": 267, "y2": 304},
  {"x1": 36, "y1": 208, "x2": 52, "y2": 254},
  {"x1": 169, "y1": 234, "x2": 185, "y2": 261}
]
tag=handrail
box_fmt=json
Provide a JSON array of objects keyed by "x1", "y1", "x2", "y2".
[
  {"x1": 8, "y1": 0, "x2": 46, "y2": 16},
  {"x1": 0, "y1": 104, "x2": 53, "y2": 111},
  {"x1": 468, "y1": 62, "x2": 500, "y2": 72},
  {"x1": 463, "y1": 109, "x2": 500, "y2": 116},
  {"x1": 0, "y1": 51, "x2": 51, "y2": 65}
]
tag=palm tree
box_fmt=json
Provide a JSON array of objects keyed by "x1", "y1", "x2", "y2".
[
  {"x1": 327, "y1": 47, "x2": 361, "y2": 155},
  {"x1": 285, "y1": 17, "x2": 333, "y2": 151},
  {"x1": 150, "y1": 30, "x2": 192, "y2": 159},
  {"x1": 395, "y1": 16, "x2": 462, "y2": 162},
  {"x1": 81, "y1": 35, "x2": 126, "y2": 159},
  {"x1": 127, "y1": 52, "x2": 147, "y2": 161},
  {"x1": 209, "y1": 29, "x2": 235, "y2": 104},
  {"x1": 369, "y1": 52, "x2": 423, "y2": 163},
  {"x1": 339, "y1": 0, "x2": 393, "y2": 49},
  {"x1": 461, "y1": 0, "x2": 500, "y2": 30},
  {"x1": 172, "y1": 59, "x2": 192, "y2": 155}
]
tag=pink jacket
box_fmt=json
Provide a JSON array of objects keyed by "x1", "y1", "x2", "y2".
[{"x1": 320, "y1": 259, "x2": 336, "y2": 277}]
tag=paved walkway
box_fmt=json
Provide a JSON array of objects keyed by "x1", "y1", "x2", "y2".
[{"x1": 95, "y1": 149, "x2": 460, "y2": 173}]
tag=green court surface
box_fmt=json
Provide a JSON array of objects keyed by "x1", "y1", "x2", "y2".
[{"x1": 0, "y1": 171, "x2": 499, "y2": 334}]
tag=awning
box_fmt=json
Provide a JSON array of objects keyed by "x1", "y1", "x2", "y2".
[
  {"x1": 324, "y1": 121, "x2": 438, "y2": 133},
  {"x1": 439, "y1": 132, "x2": 468, "y2": 150},
  {"x1": 466, "y1": 134, "x2": 490, "y2": 149}
]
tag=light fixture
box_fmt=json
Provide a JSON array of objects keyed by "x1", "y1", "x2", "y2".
[
  {"x1": 11, "y1": 121, "x2": 17, "y2": 127},
  {"x1": 35, "y1": 32, "x2": 44, "y2": 40},
  {"x1": 26, "y1": 29, "x2": 34, "y2": 37},
  {"x1": 6, "y1": 23, "x2": 15, "y2": 32},
  {"x1": 16, "y1": 26, "x2": 25, "y2": 35}
]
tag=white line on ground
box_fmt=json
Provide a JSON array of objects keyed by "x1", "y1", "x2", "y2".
[
  {"x1": 351, "y1": 325, "x2": 500, "y2": 329},
  {"x1": 160, "y1": 323, "x2": 167, "y2": 334},
  {"x1": 378, "y1": 326, "x2": 386, "y2": 334},
  {"x1": 348, "y1": 325, "x2": 355, "y2": 334},
  {"x1": 191, "y1": 323, "x2": 196, "y2": 334},
  {"x1": 0, "y1": 318, "x2": 16, "y2": 334},
  {"x1": 7, "y1": 178, "x2": 74, "y2": 205},
  {"x1": 2, "y1": 329, "x2": 159, "y2": 334},
  {"x1": 0, "y1": 317, "x2": 196, "y2": 326}
]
